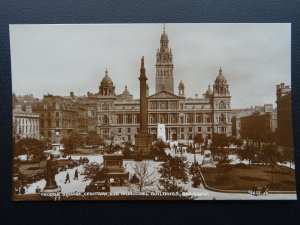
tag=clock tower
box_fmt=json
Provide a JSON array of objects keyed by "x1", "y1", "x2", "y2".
[{"x1": 155, "y1": 26, "x2": 174, "y2": 94}]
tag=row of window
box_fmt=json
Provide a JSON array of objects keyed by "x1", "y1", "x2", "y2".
[
  {"x1": 44, "y1": 102, "x2": 77, "y2": 110},
  {"x1": 101, "y1": 113, "x2": 215, "y2": 125},
  {"x1": 150, "y1": 101, "x2": 178, "y2": 110},
  {"x1": 40, "y1": 119, "x2": 77, "y2": 128},
  {"x1": 15, "y1": 118, "x2": 39, "y2": 125},
  {"x1": 40, "y1": 111, "x2": 78, "y2": 117},
  {"x1": 114, "y1": 126, "x2": 212, "y2": 134},
  {"x1": 17, "y1": 125, "x2": 39, "y2": 134},
  {"x1": 214, "y1": 100, "x2": 230, "y2": 109}
]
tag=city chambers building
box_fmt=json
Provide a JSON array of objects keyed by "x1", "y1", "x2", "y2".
[
  {"x1": 33, "y1": 28, "x2": 232, "y2": 143},
  {"x1": 90, "y1": 28, "x2": 232, "y2": 143}
]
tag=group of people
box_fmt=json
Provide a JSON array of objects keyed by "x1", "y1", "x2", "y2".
[
  {"x1": 171, "y1": 144, "x2": 188, "y2": 155},
  {"x1": 64, "y1": 169, "x2": 79, "y2": 184},
  {"x1": 249, "y1": 184, "x2": 269, "y2": 196},
  {"x1": 14, "y1": 186, "x2": 26, "y2": 195},
  {"x1": 78, "y1": 157, "x2": 89, "y2": 164}
]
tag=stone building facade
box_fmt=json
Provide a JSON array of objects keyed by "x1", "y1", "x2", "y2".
[
  {"x1": 276, "y1": 83, "x2": 293, "y2": 147},
  {"x1": 94, "y1": 28, "x2": 232, "y2": 143},
  {"x1": 13, "y1": 104, "x2": 40, "y2": 140},
  {"x1": 32, "y1": 94, "x2": 80, "y2": 143},
  {"x1": 240, "y1": 109, "x2": 277, "y2": 143},
  {"x1": 232, "y1": 104, "x2": 276, "y2": 139}
]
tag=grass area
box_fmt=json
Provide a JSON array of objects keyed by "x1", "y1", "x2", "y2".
[
  {"x1": 18, "y1": 161, "x2": 46, "y2": 177},
  {"x1": 18, "y1": 159, "x2": 78, "y2": 178},
  {"x1": 201, "y1": 165, "x2": 296, "y2": 191}
]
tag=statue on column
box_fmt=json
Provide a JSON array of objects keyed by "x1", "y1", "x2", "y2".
[{"x1": 44, "y1": 154, "x2": 58, "y2": 190}]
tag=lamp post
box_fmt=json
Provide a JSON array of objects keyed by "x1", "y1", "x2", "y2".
[{"x1": 40, "y1": 135, "x2": 45, "y2": 151}]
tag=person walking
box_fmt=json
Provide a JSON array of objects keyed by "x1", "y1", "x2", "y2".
[
  {"x1": 65, "y1": 172, "x2": 70, "y2": 184},
  {"x1": 74, "y1": 169, "x2": 79, "y2": 180}
]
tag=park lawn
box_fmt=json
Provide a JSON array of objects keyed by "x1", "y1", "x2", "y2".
[
  {"x1": 18, "y1": 159, "x2": 78, "y2": 178},
  {"x1": 201, "y1": 165, "x2": 296, "y2": 191},
  {"x1": 18, "y1": 161, "x2": 47, "y2": 177}
]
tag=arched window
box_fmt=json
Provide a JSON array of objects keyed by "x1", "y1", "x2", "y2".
[{"x1": 219, "y1": 101, "x2": 225, "y2": 109}]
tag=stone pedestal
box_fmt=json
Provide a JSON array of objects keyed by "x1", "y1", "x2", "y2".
[{"x1": 135, "y1": 132, "x2": 153, "y2": 157}]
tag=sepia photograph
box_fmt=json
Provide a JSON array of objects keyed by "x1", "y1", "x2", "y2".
[{"x1": 10, "y1": 23, "x2": 296, "y2": 201}]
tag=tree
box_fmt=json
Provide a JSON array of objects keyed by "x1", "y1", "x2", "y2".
[
  {"x1": 122, "y1": 138, "x2": 135, "y2": 158},
  {"x1": 211, "y1": 134, "x2": 229, "y2": 160},
  {"x1": 261, "y1": 144, "x2": 283, "y2": 183},
  {"x1": 237, "y1": 144, "x2": 257, "y2": 167},
  {"x1": 192, "y1": 134, "x2": 204, "y2": 162},
  {"x1": 130, "y1": 161, "x2": 156, "y2": 192},
  {"x1": 61, "y1": 131, "x2": 84, "y2": 154},
  {"x1": 15, "y1": 138, "x2": 45, "y2": 161},
  {"x1": 159, "y1": 156, "x2": 189, "y2": 192},
  {"x1": 150, "y1": 140, "x2": 167, "y2": 161},
  {"x1": 82, "y1": 162, "x2": 101, "y2": 181},
  {"x1": 85, "y1": 131, "x2": 103, "y2": 146},
  {"x1": 235, "y1": 138, "x2": 243, "y2": 150},
  {"x1": 216, "y1": 155, "x2": 233, "y2": 180},
  {"x1": 282, "y1": 147, "x2": 294, "y2": 173}
]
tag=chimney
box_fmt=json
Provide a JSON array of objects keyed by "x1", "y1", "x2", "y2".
[{"x1": 70, "y1": 91, "x2": 75, "y2": 98}]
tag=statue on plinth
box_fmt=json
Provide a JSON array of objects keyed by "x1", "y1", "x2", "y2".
[{"x1": 44, "y1": 155, "x2": 58, "y2": 190}]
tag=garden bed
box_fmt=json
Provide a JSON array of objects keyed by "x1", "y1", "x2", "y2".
[{"x1": 201, "y1": 165, "x2": 296, "y2": 191}]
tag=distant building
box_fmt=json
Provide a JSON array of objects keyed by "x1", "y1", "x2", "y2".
[
  {"x1": 232, "y1": 104, "x2": 276, "y2": 139},
  {"x1": 13, "y1": 104, "x2": 39, "y2": 140},
  {"x1": 276, "y1": 83, "x2": 293, "y2": 147},
  {"x1": 239, "y1": 105, "x2": 277, "y2": 142},
  {"x1": 32, "y1": 94, "x2": 79, "y2": 143}
]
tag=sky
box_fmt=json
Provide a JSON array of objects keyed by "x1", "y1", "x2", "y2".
[{"x1": 10, "y1": 23, "x2": 291, "y2": 108}]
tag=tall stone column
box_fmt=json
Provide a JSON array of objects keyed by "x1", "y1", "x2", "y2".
[
  {"x1": 135, "y1": 56, "x2": 153, "y2": 158},
  {"x1": 139, "y1": 56, "x2": 148, "y2": 133}
]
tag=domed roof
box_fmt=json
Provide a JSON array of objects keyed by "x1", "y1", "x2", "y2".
[
  {"x1": 215, "y1": 67, "x2": 227, "y2": 83},
  {"x1": 161, "y1": 31, "x2": 168, "y2": 41},
  {"x1": 179, "y1": 80, "x2": 184, "y2": 87},
  {"x1": 160, "y1": 25, "x2": 168, "y2": 41},
  {"x1": 101, "y1": 69, "x2": 113, "y2": 84},
  {"x1": 122, "y1": 85, "x2": 131, "y2": 96},
  {"x1": 206, "y1": 84, "x2": 213, "y2": 95}
]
